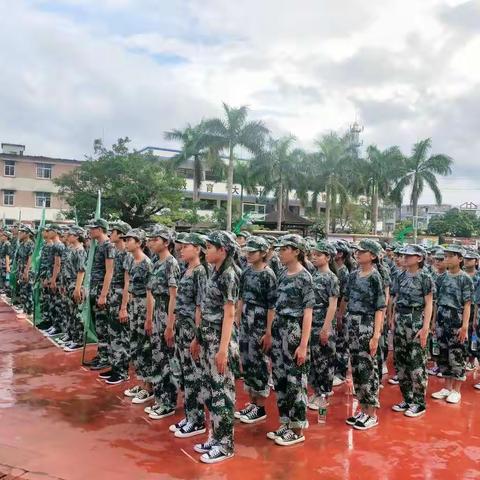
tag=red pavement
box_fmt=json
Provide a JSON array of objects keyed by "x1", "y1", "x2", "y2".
[{"x1": 1, "y1": 300, "x2": 480, "y2": 480}]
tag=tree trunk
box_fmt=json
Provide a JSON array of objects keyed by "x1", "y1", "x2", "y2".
[
  {"x1": 372, "y1": 183, "x2": 379, "y2": 235},
  {"x1": 325, "y1": 183, "x2": 331, "y2": 237},
  {"x1": 192, "y1": 154, "x2": 199, "y2": 202},
  {"x1": 277, "y1": 182, "x2": 283, "y2": 231},
  {"x1": 226, "y1": 144, "x2": 234, "y2": 231},
  {"x1": 412, "y1": 194, "x2": 418, "y2": 244},
  {"x1": 240, "y1": 184, "x2": 244, "y2": 216}
]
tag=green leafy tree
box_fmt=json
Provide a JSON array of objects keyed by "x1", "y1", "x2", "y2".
[
  {"x1": 391, "y1": 138, "x2": 453, "y2": 243},
  {"x1": 203, "y1": 103, "x2": 269, "y2": 231},
  {"x1": 427, "y1": 208, "x2": 477, "y2": 238},
  {"x1": 55, "y1": 138, "x2": 185, "y2": 227}
]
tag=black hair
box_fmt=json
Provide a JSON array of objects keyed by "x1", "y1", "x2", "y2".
[
  {"x1": 328, "y1": 256, "x2": 338, "y2": 277},
  {"x1": 199, "y1": 249, "x2": 210, "y2": 279},
  {"x1": 217, "y1": 246, "x2": 235, "y2": 276},
  {"x1": 297, "y1": 250, "x2": 308, "y2": 269},
  {"x1": 338, "y1": 249, "x2": 355, "y2": 272}
]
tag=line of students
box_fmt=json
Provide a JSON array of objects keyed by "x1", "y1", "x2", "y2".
[{"x1": 1, "y1": 221, "x2": 480, "y2": 464}]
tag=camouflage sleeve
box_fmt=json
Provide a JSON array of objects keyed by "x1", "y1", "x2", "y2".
[
  {"x1": 166, "y1": 257, "x2": 180, "y2": 288},
  {"x1": 194, "y1": 267, "x2": 207, "y2": 307},
  {"x1": 372, "y1": 272, "x2": 386, "y2": 311},
  {"x1": 266, "y1": 269, "x2": 278, "y2": 310},
  {"x1": 77, "y1": 249, "x2": 87, "y2": 273},
  {"x1": 145, "y1": 260, "x2": 153, "y2": 291},
  {"x1": 344, "y1": 272, "x2": 353, "y2": 301},
  {"x1": 422, "y1": 271, "x2": 434, "y2": 297},
  {"x1": 221, "y1": 268, "x2": 239, "y2": 304},
  {"x1": 123, "y1": 253, "x2": 133, "y2": 273},
  {"x1": 239, "y1": 269, "x2": 246, "y2": 298},
  {"x1": 328, "y1": 274, "x2": 340, "y2": 299},
  {"x1": 462, "y1": 274, "x2": 473, "y2": 305},
  {"x1": 105, "y1": 242, "x2": 116, "y2": 260},
  {"x1": 302, "y1": 275, "x2": 316, "y2": 309}
]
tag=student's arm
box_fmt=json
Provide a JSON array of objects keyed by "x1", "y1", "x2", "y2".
[
  {"x1": 295, "y1": 307, "x2": 313, "y2": 365},
  {"x1": 261, "y1": 308, "x2": 275, "y2": 352},
  {"x1": 370, "y1": 309, "x2": 384, "y2": 357},
  {"x1": 235, "y1": 299, "x2": 243, "y2": 325},
  {"x1": 190, "y1": 305, "x2": 203, "y2": 361},
  {"x1": 74, "y1": 271, "x2": 85, "y2": 303},
  {"x1": 320, "y1": 296, "x2": 338, "y2": 345},
  {"x1": 215, "y1": 301, "x2": 235, "y2": 374},
  {"x1": 459, "y1": 300, "x2": 471, "y2": 342},
  {"x1": 119, "y1": 271, "x2": 130, "y2": 323},
  {"x1": 164, "y1": 286, "x2": 177, "y2": 347},
  {"x1": 145, "y1": 290, "x2": 154, "y2": 336},
  {"x1": 98, "y1": 258, "x2": 114, "y2": 306},
  {"x1": 5, "y1": 255, "x2": 10, "y2": 273}
]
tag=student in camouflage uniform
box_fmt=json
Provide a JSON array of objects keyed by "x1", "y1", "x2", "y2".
[
  {"x1": 308, "y1": 241, "x2": 339, "y2": 410},
  {"x1": 16, "y1": 225, "x2": 35, "y2": 315},
  {"x1": 36, "y1": 229, "x2": 54, "y2": 331},
  {"x1": 391, "y1": 245, "x2": 434, "y2": 417},
  {"x1": 263, "y1": 235, "x2": 285, "y2": 279},
  {"x1": 145, "y1": 225, "x2": 180, "y2": 418},
  {"x1": 234, "y1": 236, "x2": 277, "y2": 424},
  {"x1": 61, "y1": 226, "x2": 87, "y2": 352},
  {"x1": 85, "y1": 218, "x2": 115, "y2": 370},
  {"x1": 122, "y1": 229, "x2": 155, "y2": 399},
  {"x1": 431, "y1": 245, "x2": 473, "y2": 404},
  {"x1": 333, "y1": 240, "x2": 354, "y2": 386},
  {"x1": 192, "y1": 231, "x2": 239, "y2": 464},
  {"x1": 235, "y1": 231, "x2": 251, "y2": 271},
  {"x1": 267, "y1": 234, "x2": 314, "y2": 447},
  {"x1": 174, "y1": 232, "x2": 188, "y2": 277},
  {"x1": 170, "y1": 232, "x2": 208, "y2": 438},
  {"x1": 342, "y1": 239, "x2": 386, "y2": 431},
  {"x1": 462, "y1": 249, "x2": 480, "y2": 371},
  {"x1": 0, "y1": 230, "x2": 11, "y2": 293},
  {"x1": 99, "y1": 221, "x2": 131, "y2": 383},
  {"x1": 375, "y1": 253, "x2": 391, "y2": 383}
]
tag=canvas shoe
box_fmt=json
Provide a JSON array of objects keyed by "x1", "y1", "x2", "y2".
[
  {"x1": 200, "y1": 446, "x2": 234, "y2": 464},
  {"x1": 446, "y1": 391, "x2": 461, "y2": 404},
  {"x1": 169, "y1": 418, "x2": 187, "y2": 432},
  {"x1": 124, "y1": 385, "x2": 143, "y2": 398},
  {"x1": 392, "y1": 401, "x2": 409, "y2": 412},
  {"x1": 431, "y1": 388, "x2": 450, "y2": 400},
  {"x1": 132, "y1": 390, "x2": 154, "y2": 404},
  {"x1": 174, "y1": 422, "x2": 206, "y2": 438},
  {"x1": 274, "y1": 429, "x2": 305, "y2": 446},
  {"x1": 240, "y1": 405, "x2": 266, "y2": 424},
  {"x1": 353, "y1": 415, "x2": 379, "y2": 431},
  {"x1": 404, "y1": 405, "x2": 426, "y2": 417},
  {"x1": 266, "y1": 424, "x2": 288, "y2": 440},
  {"x1": 234, "y1": 403, "x2": 255, "y2": 420}
]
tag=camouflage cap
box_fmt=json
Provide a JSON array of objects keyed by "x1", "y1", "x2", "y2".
[
  {"x1": 312, "y1": 240, "x2": 337, "y2": 257},
  {"x1": 68, "y1": 225, "x2": 86, "y2": 237},
  {"x1": 357, "y1": 239, "x2": 382, "y2": 257},
  {"x1": 45, "y1": 223, "x2": 62, "y2": 233},
  {"x1": 274, "y1": 234, "x2": 306, "y2": 252},
  {"x1": 176, "y1": 232, "x2": 206, "y2": 248},
  {"x1": 402, "y1": 244, "x2": 427, "y2": 257},
  {"x1": 243, "y1": 235, "x2": 270, "y2": 252},
  {"x1": 109, "y1": 220, "x2": 132, "y2": 235},
  {"x1": 262, "y1": 234, "x2": 277, "y2": 246},
  {"x1": 19, "y1": 224, "x2": 35, "y2": 235},
  {"x1": 121, "y1": 228, "x2": 146, "y2": 242},
  {"x1": 463, "y1": 249, "x2": 479, "y2": 260},
  {"x1": 334, "y1": 239, "x2": 351, "y2": 254},
  {"x1": 433, "y1": 248, "x2": 445, "y2": 260},
  {"x1": 236, "y1": 231, "x2": 251, "y2": 239},
  {"x1": 146, "y1": 224, "x2": 176, "y2": 243},
  {"x1": 443, "y1": 244, "x2": 466, "y2": 256},
  {"x1": 205, "y1": 230, "x2": 237, "y2": 251},
  {"x1": 305, "y1": 238, "x2": 317, "y2": 252},
  {"x1": 175, "y1": 232, "x2": 188, "y2": 243},
  {"x1": 85, "y1": 218, "x2": 109, "y2": 231}
]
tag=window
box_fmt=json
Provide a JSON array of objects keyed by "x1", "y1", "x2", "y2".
[
  {"x1": 35, "y1": 192, "x2": 51, "y2": 208},
  {"x1": 242, "y1": 203, "x2": 266, "y2": 218},
  {"x1": 36, "y1": 163, "x2": 52, "y2": 179},
  {"x1": 3, "y1": 190, "x2": 15, "y2": 206},
  {"x1": 4, "y1": 160, "x2": 15, "y2": 176}
]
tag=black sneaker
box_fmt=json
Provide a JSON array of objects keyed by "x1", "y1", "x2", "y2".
[
  {"x1": 353, "y1": 415, "x2": 379, "y2": 430},
  {"x1": 240, "y1": 405, "x2": 266, "y2": 424},
  {"x1": 89, "y1": 361, "x2": 111, "y2": 371},
  {"x1": 392, "y1": 401, "x2": 409, "y2": 412},
  {"x1": 274, "y1": 429, "x2": 305, "y2": 446},
  {"x1": 234, "y1": 403, "x2": 255, "y2": 419},
  {"x1": 169, "y1": 418, "x2": 188, "y2": 432},
  {"x1": 105, "y1": 372, "x2": 129, "y2": 385},
  {"x1": 174, "y1": 422, "x2": 206, "y2": 438},
  {"x1": 200, "y1": 446, "x2": 234, "y2": 464},
  {"x1": 83, "y1": 356, "x2": 100, "y2": 367},
  {"x1": 193, "y1": 437, "x2": 217, "y2": 454},
  {"x1": 404, "y1": 405, "x2": 426, "y2": 418},
  {"x1": 38, "y1": 322, "x2": 52, "y2": 331},
  {"x1": 98, "y1": 369, "x2": 114, "y2": 379},
  {"x1": 346, "y1": 412, "x2": 365, "y2": 426}
]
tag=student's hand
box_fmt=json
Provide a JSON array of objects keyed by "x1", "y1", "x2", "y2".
[
  {"x1": 215, "y1": 348, "x2": 228, "y2": 374},
  {"x1": 320, "y1": 327, "x2": 329, "y2": 346},
  {"x1": 119, "y1": 307, "x2": 128, "y2": 324},
  {"x1": 22, "y1": 272, "x2": 29, "y2": 282},
  {"x1": 369, "y1": 334, "x2": 380, "y2": 357},
  {"x1": 164, "y1": 326, "x2": 175, "y2": 348},
  {"x1": 260, "y1": 332, "x2": 272, "y2": 352},
  {"x1": 414, "y1": 326, "x2": 429, "y2": 349},
  {"x1": 50, "y1": 279, "x2": 57, "y2": 292},
  {"x1": 457, "y1": 325, "x2": 468, "y2": 343},
  {"x1": 190, "y1": 338, "x2": 200, "y2": 361},
  {"x1": 294, "y1": 344, "x2": 307, "y2": 366},
  {"x1": 42, "y1": 279, "x2": 49, "y2": 288},
  {"x1": 97, "y1": 295, "x2": 107, "y2": 309},
  {"x1": 144, "y1": 318, "x2": 153, "y2": 336},
  {"x1": 336, "y1": 313, "x2": 343, "y2": 331}
]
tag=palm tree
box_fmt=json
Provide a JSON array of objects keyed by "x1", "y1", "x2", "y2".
[
  {"x1": 233, "y1": 160, "x2": 258, "y2": 214},
  {"x1": 203, "y1": 103, "x2": 269, "y2": 231},
  {"x1": 390, "y1": 138, "x2": 453, "y2": 243},
  {"x1": 362, "y1": 145, "x2": 404, "y2": 234},
  {"x1": 252, "y1": 135, "x2": 302, "y2": 230}
]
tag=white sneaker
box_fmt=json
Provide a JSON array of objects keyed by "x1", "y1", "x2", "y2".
[
  {"x1": 169, "y1": 418, "x2": 187, "y2": 432},
  {"x1": 474, "y1": 383, "x2": 480, "y2": 390},
  {"x1": 446, "y1": 391, "x2": 461, "y2": 404},
  {"x1": 333, "y1": 376, "x2": 345, "y2": 387},
  {"x1": 124, "y1": 385, "x2": 142, "y2": 398},
  {"x1": 132, "y1": 390, "x2": 154, "y2": 404},
  {"x1": 431, "y1": 388, "x2": 450, "y2": 400},
  {"x1": 144, "y1": 403, "x2": 159, "y2": 415}
]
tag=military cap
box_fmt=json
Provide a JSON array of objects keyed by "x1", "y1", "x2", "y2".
[
  {"x1": 176, "y1": 232, "x2": 206, "y2": 248},
  {"x1": 243, "y1": 235, "x2": 270, "y2": 252},
  {"x1": 357, "y1": 239, "x2": 382, "y2": 257},
  {"x1": 204, "y1": 230, "x2": 237, "y2": 251},
  {"x1": 433, "y1": 249, "x2": 445, "y2": 260},
  {"x1": 45, "y1": 223, "x2": 62, "y2": 233},
  {"x1": 262, "y1": 234, "x2": 277, "y2": 246},
  {"x1": 274, "y1": 234, "x2": 306, "y2": 252},
  {"x1": 146, "y1": 224, "x2": 176, "y2": 243},
  {"x1": 85, "y1": 218, "x2": 109, "y2": 231},
  {"x1": 19, "y1": 224, "x2": 35, "y2": 235},
  {"x1": 236, "y1": 231, "x2": 251, "y2": 239},
  {"x1": 109, "y1": 220, "x2": 131, "y2": 235},
  {"x1": 402, "y1": 244, "x2": 427, "y2": 257},
  {"x1": 443, "y1": 244, "x2": 466, "y2": 256},
  {"x1": 121, "y1": 228, "x2": 146, "y2": 242},
  {"x1": 334, "y1": 239, "x2": 351, "y2": 254},
  {"x1": 463, "y1": 249, "x2": 479, "y2": 260},
  {"x1": 175, "y1": 232, "x2": 188, "y2": 242},
  {"x1": 68, "y1": 225, "x2": 86, "y2": 237},
  {"x1": 312, "y1": 240, "x2": 337, "y2": 257}
]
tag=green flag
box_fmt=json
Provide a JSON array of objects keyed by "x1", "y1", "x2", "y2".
[
  {"x1": 32, "y1": 208, "x2": 46, "y2": 326},
  {"x1": 81, "y1": 191, "x2": 102, "y2": 350},
  {"x1": 233, "y1": 212, "x2": 252, "y2": 235}
]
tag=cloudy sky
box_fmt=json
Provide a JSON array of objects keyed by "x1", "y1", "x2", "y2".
[{"x1": 1, "y1": 0, "x2": 479, "y2": 205}]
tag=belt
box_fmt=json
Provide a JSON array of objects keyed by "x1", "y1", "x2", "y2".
[{"x1": 396, "y1": 306, "x2": 424, "y2": 314}]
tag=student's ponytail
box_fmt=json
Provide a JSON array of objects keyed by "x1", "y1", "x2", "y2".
[
  {"x1": 297, "y1": 250, "x2": 308, "y2": 269},
  {"x1": 328, "y1": 256, "x2": 338, "y2": 276},
  {"x1": 200, "y1": 249, "x2": 210, "y2": 278}
]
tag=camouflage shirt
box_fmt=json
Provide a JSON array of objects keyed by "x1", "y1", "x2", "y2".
[
  {"x1": 337, "y1": 264, "x2": 349, "y2": 299},
  {"x1": 90, "y1": 239, "x2": 115, "y2": 288},
  {"x1": 126, "y1": 256, "x2": 152, "y2": 297},
  {"x1": 345, "y1": 269, "x2": 386, "y2": 315},
  {"x1": 305, "y1": 259, "x2": 316, "y2": 276},
  {"x1": 312, "y1": 270, "x2": 340, "y2": 310},
  {"x1": 389, "y1": 266, "x2": 403, "y2": 297},
  {"x1": 376, "y1": 261, "x2": 392, "y2": 289},
  {"x1": 238, "y1": 255, "x2": 248, "y2": 272},
  {"x1": 473, "y1": 271, "x2": 480, "y2": 305},
  {"x1": 275, "y1": 268, "x2": 315, "y2": 317},
  {"x1": 148, "y1": 255, "x2": 180, "y2": 299},
  {"x1": 239, "y1": 265, "x2": 277, "y2": 309},
  {"x1": 394, "y1": 269, "x2": 434, "y2": 308},
  {"x1": 38, "y1": 242, "x2": 53, "y2": 279},
  {"x1": 437, "y1": 270, "x2": 473, "y2": 311},
  {"x1": 17, "y1": 239, "x2": 34, "y2": 270},
  {"x1": 111, "y1": 249, "x2": 129, "y2": 289},
  {"x1": 63, "y1": 246, "x2": 87, "y2": 287},
  {"x1": 0, "y1": 240, "x2": 11, "y2": 267},
  {"x1": 267, "y1": 253, "x2": 285, "y2": 279},
  {"x1": 176, "y1": 264, "x2": 208, "y2": 319},
  {"x1": 201, "y1": 264, "x2": 239, "y2": 325}
]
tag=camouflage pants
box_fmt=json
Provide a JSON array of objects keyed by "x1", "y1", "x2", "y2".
[
  {"x1": 393, "y1": 311, "x2": 428, "y2": 407},
  {"x1": 40, "y1": 285, "x2": 53, "y2": 326},
  {"x1": 335, "y1": 315, "x2": 349, "y2": 379},
  {"x1": 199, "y1": 322, "x2": 235, "y2": 455},
  {"x1": 0, "y1": 264, "x2": 6, "y2": 291},
  {"x1": 129, "y1": 296, "x2": 152, "y2": 382},
  {"x1": 107, "y1": 288, "x2": 129, "y2": 375},
  {"x1": 309, "y1": 308, "x2": 336, "y2": 396},
  {"x1": 270, "y1": 315, "x2": 308, "y2": 429},
  {"x1": 230, "y1": 323, "x2": 242, "y2": 379},
  {"x1": 151, "y1": 300, "x2": 177, "y2": 410},
  {"x1": 175, "y1": 316, "x2": 205, "y2": 425},
  {"x1": 51, "y1": 289, "x2": 68, "y2": 332},
  {"x1": 347, "y1": 313, "x2": 380, "y2": 409},
  {"x1": 90, "y1": 286, "x2": 110, "y2": 364},
  {"x1": 65, "y1": 286, "x2": 84, "y2": 345},
  {"x1": 18, "y1": 273, "x2": 33, "y2": 314},
  {"x1": 436, "y1": 306, "x2": 466, "y2": 381},
  {"x1": 376, "y1": 322, "x2": 388, "y2": 385},
  {"x1": 466, "y1": 308, "x2": 477, "y2": 359},
  {"x1": 239, "y1": 303, "x2": 270, "y2": 398}
]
